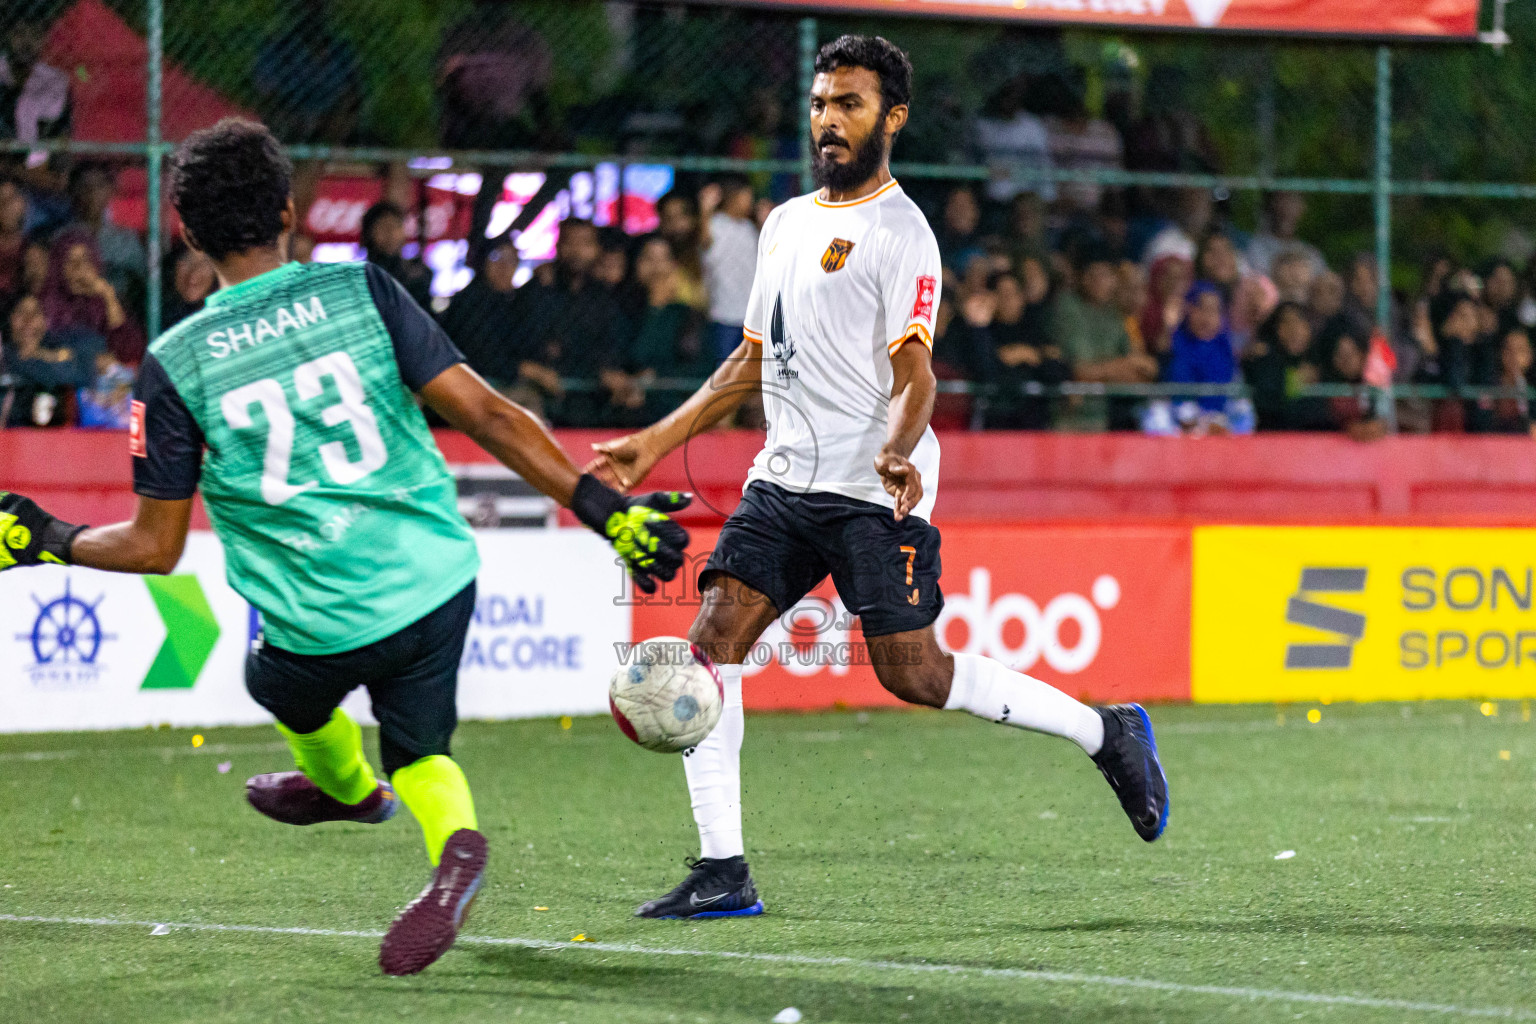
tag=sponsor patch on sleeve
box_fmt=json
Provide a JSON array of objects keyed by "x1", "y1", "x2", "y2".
[
  {"x1": 129, "y1": 400, "x2": 147, "y2": 457},
  {"x1": 910, "y1": 274, "x2": 937, "y2": 324}
]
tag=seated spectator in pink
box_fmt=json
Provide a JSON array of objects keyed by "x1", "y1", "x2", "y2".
[
  {"x1": 1, "y1": 17, "x2": 72, "y2": 206},
  {"x1": 1139, "y1": 254, "x2": 1193, "y2": 367},
  {"x1": 41, "y1": 227, "x2": 144, "y2": 365}
]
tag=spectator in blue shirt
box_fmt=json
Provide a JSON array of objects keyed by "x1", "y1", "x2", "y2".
[{"x1": 1166, "y1": 281, "x2": 1235, "y2": 416}]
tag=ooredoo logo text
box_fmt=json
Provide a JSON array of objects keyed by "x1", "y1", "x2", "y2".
[{"x1": 938, "y1": 568, "x2": 1122, "y2": 675}]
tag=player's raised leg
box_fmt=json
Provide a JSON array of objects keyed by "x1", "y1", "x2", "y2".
[
  {"x1": 867, "y1": 627, "x2": 1169, "y2": 841},
  {"x1": 244, "y1": 645, "x2": 398, "y2": 827},
  {"x1": 635, "y1": 573, "x2": 780, "y2": 919}
]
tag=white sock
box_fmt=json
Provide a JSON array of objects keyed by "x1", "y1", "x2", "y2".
[
  {"x1": 683, "y1": 663, "x2": 745, "y2": 860},
  {"x1": 944, "y1": 652, "x2": 1104, "y2": 756}
]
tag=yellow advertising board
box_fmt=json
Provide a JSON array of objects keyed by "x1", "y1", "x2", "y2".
[{"x1": 1193, "y1": 526, "x2": 1536, "y2": 703}]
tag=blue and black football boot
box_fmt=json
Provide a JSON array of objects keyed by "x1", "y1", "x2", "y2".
[
  {"x1": 1092, "y1": 704, "x2": 1170, "y2": 842},
  {"x1": 635, "y1": 856, "x2": 764, "y2": 919}
]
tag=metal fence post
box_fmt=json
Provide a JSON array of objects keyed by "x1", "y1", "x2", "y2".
[
  {"x1": 1257, "y1": 45, "x2": 1276, "y2": 180},
  {"x1": 799, "y1": 17, "x2": 817, "y2": 194},
  {"x1": 1374, "y1": 45, "x2": 1391, "y2": 333},
  {"x1": 1374, "y1": 44, "x2": 1397, "y2": 431},
  {"x1": 146, "y1": 0, "x2": 164, "y2": 342}
]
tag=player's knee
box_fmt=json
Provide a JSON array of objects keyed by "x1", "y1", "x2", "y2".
[
  {"x1": 688, "y1": 584, "x2": 769, "y2": 665},
  {"x1": 873, "y1": 658, "x2": 950, "y2": 709},
  {"x1": 688, "y1": 613, "x2": 741, "y2": 666}
]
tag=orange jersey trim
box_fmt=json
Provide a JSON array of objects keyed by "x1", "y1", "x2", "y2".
[
  {"x1": 742, "y1": 326, "x2": 763, "y2": 343},
  {"x1": 887, "y1": 323, "x2": 934, "y2": 354},
  {"x1": 812, "y1": 178, "x2": 900, "y2": 209}
]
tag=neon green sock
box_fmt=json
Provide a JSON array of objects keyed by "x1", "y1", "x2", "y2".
[
  {"x1": 392, "y1": 755, "x2": 477, "y2": 865},
  {"x1": 275, "y1": 709, "x2": 379, "y2": 806}
]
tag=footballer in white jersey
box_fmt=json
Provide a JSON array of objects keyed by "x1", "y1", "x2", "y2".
[
  {"x1": 743, "y1": 179, "x2": 943, "y2": 522},
  {"x1": 591, "y1": 34, "x2": 1169, "y2": 921}
]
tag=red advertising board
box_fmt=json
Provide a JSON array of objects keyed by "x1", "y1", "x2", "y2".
[
  {"x1": 631, "y1": 524, "x2": 1191, "y2": 711},
  {"x1": 720, "y1": 0, "x2": 1479, "y2": 39}
]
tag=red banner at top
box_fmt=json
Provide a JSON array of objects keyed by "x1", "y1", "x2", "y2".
[{"x1": 738, "y1": 0, "x2": 1481, "y2": 39}]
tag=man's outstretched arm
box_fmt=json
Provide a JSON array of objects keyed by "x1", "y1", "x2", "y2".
[
  {"x1": 0, "y1": 491, "x2": 191, "y2": 576},
  {"x1": 586, "y1": 338, "x2": 763, "y2": 491},
  {"x1": 419, "y1": 363, "x2": 692, "y2": 593},
  {"x1": 420, "y1": 364, "x2": 587, "y2": 504},
  {"x1": 71, "y1": 496, "x2": 194, "y2": 574},
  {"x1": 370, "y1": 261, "x2": 694, "y2": 592}
]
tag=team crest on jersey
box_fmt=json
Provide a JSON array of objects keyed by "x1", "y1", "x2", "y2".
[
  {"x1": 769, "y1": 295, "x2": 798, "y2": 379},
  {"x1": 821, "y1": 238, "x2": 855, "y2": 273}
]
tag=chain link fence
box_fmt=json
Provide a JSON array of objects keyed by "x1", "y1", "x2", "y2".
[{"x1": 3, "y1": 0, "x2": 1532, "y2": 431}]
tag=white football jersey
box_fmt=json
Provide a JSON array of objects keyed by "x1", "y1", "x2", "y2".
[{"x1": 740, "y1": 179, "x2": 943, "y2": 521}]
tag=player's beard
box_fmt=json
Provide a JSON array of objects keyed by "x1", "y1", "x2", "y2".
[{"x1": 811, "y1": 125, "x2": 888, "y2": 194}]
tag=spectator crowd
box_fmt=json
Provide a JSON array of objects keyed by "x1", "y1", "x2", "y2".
[
  {"x1": 913, "y1": 177, "x2": 1536, "y2": 437},
  {"x1": 418, "y1": 173, "x2": 1536, "y2": 439},
  {"x1": 4, "y1": 4, "x2": 1536, "y2": 439}
]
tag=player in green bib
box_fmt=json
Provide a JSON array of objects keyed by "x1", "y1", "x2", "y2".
[{"x1": 0, "y1": 120, "x2": 692, "y2": 975}]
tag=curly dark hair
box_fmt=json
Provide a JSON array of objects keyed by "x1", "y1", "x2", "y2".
[
  {"x1": 168, "y1": 118, "x2": 292, "y2": 261},
  {"x1": 814, "y1": 35, "x2": 913, "y2": 114}
]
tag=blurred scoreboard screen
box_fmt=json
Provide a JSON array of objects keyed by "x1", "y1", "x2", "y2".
[{"x1": 726, "y1": 0, "x2": 1479, "y2": 38}]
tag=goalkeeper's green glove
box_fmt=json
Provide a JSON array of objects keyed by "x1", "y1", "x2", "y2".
[
  {"x1": 570, "y1": 474, "x2": 691, "y2": 594},
  {"x1": 0, "y1": 492, "x2": 86, "y2": 572}
]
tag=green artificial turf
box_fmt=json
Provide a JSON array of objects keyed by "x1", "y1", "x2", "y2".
[{"x1": 2, "y1": 701, "x2": 1535, "y2": 1023}]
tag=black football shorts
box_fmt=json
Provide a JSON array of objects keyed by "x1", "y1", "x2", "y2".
[
  {"x1": 701, "y1": 481, "x2": 943, "y2": 637},
  {"x1": 244, "y1": 582, "x2": 475, "y2": 776}
]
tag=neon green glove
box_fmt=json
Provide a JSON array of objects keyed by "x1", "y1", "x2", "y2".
[
  {"x1": 570, "y1": 475, "x2": 691, "y2": 594},
  {"x1": 0, "y1": 492, "x2": 85, "y2": 572}
]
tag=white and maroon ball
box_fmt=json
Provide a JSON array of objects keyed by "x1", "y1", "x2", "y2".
[{"x1": 609, "y1": 636, "x2": 724, "y2": 753}]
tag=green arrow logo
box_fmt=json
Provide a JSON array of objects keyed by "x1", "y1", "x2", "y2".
[{"x1": 141, "y1": 575, "x2": 220, "y2": 690}]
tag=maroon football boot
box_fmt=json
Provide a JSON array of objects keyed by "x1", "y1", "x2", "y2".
[
  {"x1": 378, "y1": 828, "x2": 489, "y2": 976},
  {"x1": 245, "y1": 771, "x2": 398, "y2": 826}
]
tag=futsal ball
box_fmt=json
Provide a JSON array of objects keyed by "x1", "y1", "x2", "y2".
[{"x1": 609, "y1": 636, "x2": 724, "y2": 753}]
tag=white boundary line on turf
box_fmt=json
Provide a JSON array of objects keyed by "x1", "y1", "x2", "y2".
[
  {"x1": 0, "y1": 710, "x2": 1510, "y2": 763},
  {"x1": 1, "y1": 914, "x2": 1530, "y2": 1020}
]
